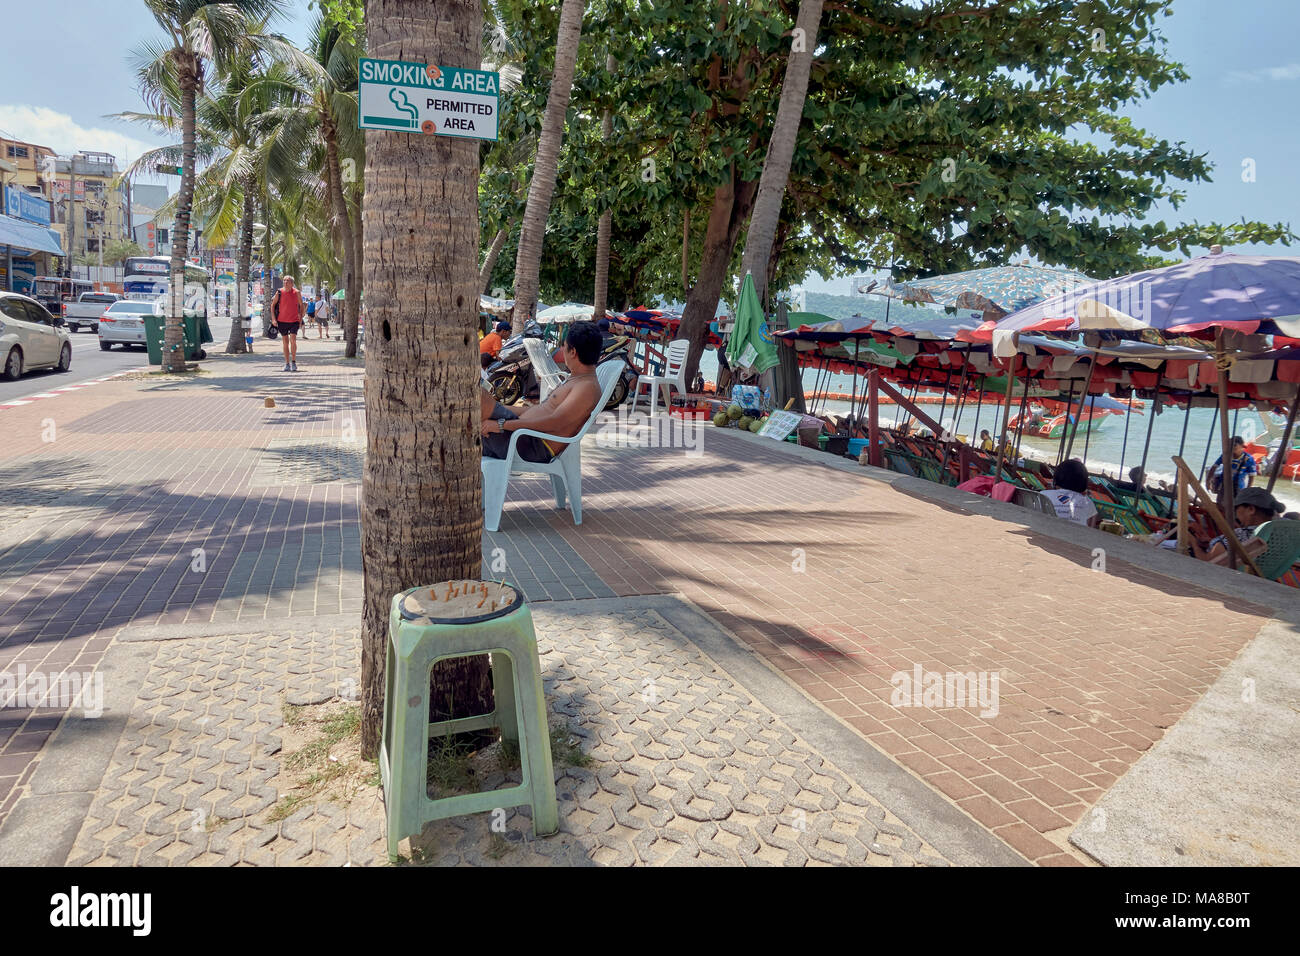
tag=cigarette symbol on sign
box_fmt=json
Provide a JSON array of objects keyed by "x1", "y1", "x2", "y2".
[
  {"x1": 364, "y1": 87, "x2": 420, "y2": 129},
  {"x1": 388, "y1": 88, "x2": 418, "y2": 126}
]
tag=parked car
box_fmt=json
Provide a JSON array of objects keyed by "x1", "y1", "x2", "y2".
[
  {"x1": 0, "y1": 292, "x2": 73, "y2": 380},
  {"x1": 97, "y1": 299, "x2": 157, "y2": 350},
  {"x1": 64, "y1": 292, "x2": 121, "y2": 333}
]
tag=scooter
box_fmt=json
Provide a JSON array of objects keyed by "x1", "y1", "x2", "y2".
[
  {"x1": 486, "y1": 325, "x2": 636, "y2": 410},
  {"x1": 485, "y1": 321, "x2": 544, "y2": 405}
]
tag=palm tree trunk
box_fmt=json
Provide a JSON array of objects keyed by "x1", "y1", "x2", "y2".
[
  {"x1": 261, "y1": 189, "x2": 273, "y2": 334},
  {"x1": 509, "y1": 0, "x2": 585, "y2": 331},
  {"x1": 167, "y1": 54, "x2": 200, "y2": 372},
  {"x1": 360, "y1": 0, "x2": 488, "y2": 757},
  {"x1": 226, "y1": 177, "x2": 256, "y2": 353},
  {"x1": 592, "y1": 52, "x2": 616, "y2": 318},
  {"x1": 739, "y1": 0, "x2": 823, "y2": 305},
  {"x1": 322, "y1": 105, "x2": 362, "y2": 358},
  {"x1": 344, "y1": 191, "x2": 362, "y2": 357},
  {"x1": 479, "y1": 224, "x2": 510, "y2": 293}
]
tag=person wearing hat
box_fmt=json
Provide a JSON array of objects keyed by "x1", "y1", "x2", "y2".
[
  {"x1": 479, "y1": 320, "x2": 511, "y2": 368},
  {"x1": 1194, "y1": 486, "x2": 1286, "y2": 564}
]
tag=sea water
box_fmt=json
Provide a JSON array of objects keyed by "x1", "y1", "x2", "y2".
[{"x1": 698, "y1": 351, "x2": 1300, "y2": 513}]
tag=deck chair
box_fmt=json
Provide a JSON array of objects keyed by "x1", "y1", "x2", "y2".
[
  {"x1": 522, "y1": 337, "x2": 568, "y2": 401},
  {"x1": 481, "y1": 362, "x2": 622, "y2": 532},
  {"x1": 631, "y1": 337, "x2": 688, "y2": 417},
  {"x1": 1253, "y1": 519, "x2": 1300, "y2": 582}
]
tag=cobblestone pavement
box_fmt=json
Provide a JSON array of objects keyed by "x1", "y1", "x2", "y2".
[
  {"x1": 0, "y1": 344, "x2": 606, "y2": 826},
  {"x1": 65, "y1": 604, "x2": 951, "y2": 867}
]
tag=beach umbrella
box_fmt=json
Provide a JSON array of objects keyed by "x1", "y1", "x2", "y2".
[
  {"x1": 874, "y1": 262, "x2": 1094, "y2": 316},
  {"x1": 989, "y1": 248, "x2": 1300, "y2": 337},
  {"x1": 536, "y1": 302, "x2": 596, "y2": 323}
]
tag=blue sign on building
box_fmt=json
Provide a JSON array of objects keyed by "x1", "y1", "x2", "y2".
[{"x1": 4, "y1": 186, "x2": 52, "y2": 226}]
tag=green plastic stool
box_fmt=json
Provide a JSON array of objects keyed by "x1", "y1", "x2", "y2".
[{"x1": 380, "y1": 580, "x2": 558, "y2": 862}]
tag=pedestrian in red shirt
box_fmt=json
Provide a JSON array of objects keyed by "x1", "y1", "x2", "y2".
[{"x1": 270, "y1": 276, "x2": 306, "y2": 371}]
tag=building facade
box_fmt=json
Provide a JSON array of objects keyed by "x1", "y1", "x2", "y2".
[{"x1": 50, "y1": 151, "x2": 130, "y2": 266}]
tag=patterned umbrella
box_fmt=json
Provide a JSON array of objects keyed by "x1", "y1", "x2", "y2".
[
  {"x1": 873, "y1": 263, "x2": 1094, "y2": 316},
  {"x1": 990, "y1": 250, "x2": 1300, "y2": 337}
]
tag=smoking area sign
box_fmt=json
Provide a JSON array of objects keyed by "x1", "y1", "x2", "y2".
[{"x1": 359, "y1": 58, "x2": 499, "y2": 141}]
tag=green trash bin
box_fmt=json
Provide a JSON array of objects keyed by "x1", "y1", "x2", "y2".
[{"x1": 143, "y1": 312, "x2": 208, "y2": 365}]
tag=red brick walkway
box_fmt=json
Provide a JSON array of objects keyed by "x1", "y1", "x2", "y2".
[{"x1": 539, "y1": 428, "x2": 1272, "y2": 865}]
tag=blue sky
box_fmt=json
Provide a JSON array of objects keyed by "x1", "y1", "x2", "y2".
[{"x1": 1, "y1": 0, "x2": 1294, "y2": 291}]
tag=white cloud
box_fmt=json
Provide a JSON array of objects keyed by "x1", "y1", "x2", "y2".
[
  {"x1": 0, "y1": 104, "x2": 165, "y2": 167},
  {"x1": 1226, "y1": 63, "x2": 1300, "y2": 83}
]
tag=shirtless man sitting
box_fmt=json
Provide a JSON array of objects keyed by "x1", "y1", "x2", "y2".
[{"x1": 479, "y1": 320, "x2": 604, "y2": 462}]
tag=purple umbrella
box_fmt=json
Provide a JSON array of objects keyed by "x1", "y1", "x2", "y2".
[{"x1": 986, "y1": 248, "x2": 1300, "y2": 338}]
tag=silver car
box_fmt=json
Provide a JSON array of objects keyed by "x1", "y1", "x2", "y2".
[
  {"x1": 0, "y1": 292, "x2": 73, "y2": 380},
  {"x1": 97, "y1": 300, "x2": 156, "y2": 350}
]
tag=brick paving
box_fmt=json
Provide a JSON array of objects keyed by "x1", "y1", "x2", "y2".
[
  {"x1": 59, "y1": 605, "x2": 951, "y2": 867},
  {"x1": 0, "y1": 337, "x2": 1283, "y2": 865},
  {"x1": 540, "y1": 429, "x2": 1275, "y2": 865}
]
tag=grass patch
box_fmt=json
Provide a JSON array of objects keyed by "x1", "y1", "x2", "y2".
[
  {"x1": 486, "y1": 832, "x2": 513, "y2": 861},
  {"x1": 267, "y1": 792, "x2": 308, "y2": 823},
  {"x1": 550, "y1": 720, "x2": 592, "y2": 769},
  {"x1": 426, "y1": 733, "x2": 478, "y2": 796},
  {"x1": 265, "y1": 702, "x2": 377, "y2": 825}
]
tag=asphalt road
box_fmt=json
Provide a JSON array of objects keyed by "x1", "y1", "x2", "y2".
[{"x1": 0, "y1": 314, "x2": 240, "y2": 403}]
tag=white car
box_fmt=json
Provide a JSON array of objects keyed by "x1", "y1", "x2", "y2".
[
  {"x1": 0, "y1": 292, "x2": 73, "y2": 380},
  {"x1": 97, "y1": 299, "x2": 157, "y2": 350}
]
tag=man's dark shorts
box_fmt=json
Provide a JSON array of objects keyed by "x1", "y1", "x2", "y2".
[
  {"x1": 482, "y1": 402, "x2": 557, "y2": 463},
  {"x1": 278, "y1": 321, "x2": 301, "y2": 336}
]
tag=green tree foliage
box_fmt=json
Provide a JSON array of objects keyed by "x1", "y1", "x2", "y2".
[{"x1": 479, "y1": 0, "x2": 1292, "y2": 383}]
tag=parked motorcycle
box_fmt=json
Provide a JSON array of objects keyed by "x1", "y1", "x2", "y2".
[{"x1": 486, "y1": 324, "x2": 636, "y2": 411}]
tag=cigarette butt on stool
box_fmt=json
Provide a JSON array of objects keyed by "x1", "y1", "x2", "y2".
[{"x1": 264, "y1": 397, "x2": 276, "y2": 408}]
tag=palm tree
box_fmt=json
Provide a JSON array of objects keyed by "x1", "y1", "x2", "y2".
[
  {"x1": 738, "y1": 0, "x2": 824, "y2": 306},
  {"x1": 360, "y1": 0, "x2": 489, "y2": 757},
  {"x1": 132, "y1": 0, "x2": 289, "y2": 371},
  {"x1": 257, "y1": 15, "x2": 363, "y2": 356},
  {"x1": 508, "y1": 0, "x2": 586, "y2": 330},
  {"x1": 592, "y1": 51, "x2": 616, "y2": 318}
]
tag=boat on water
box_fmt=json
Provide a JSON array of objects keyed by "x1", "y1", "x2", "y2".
[{"x1": 1009, "y1": 399, "x2": 1122, "y2": 441}]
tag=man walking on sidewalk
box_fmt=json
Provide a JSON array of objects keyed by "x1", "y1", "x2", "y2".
[{"x1": 271, "y1": 276, "x2": 306, "y2": 371}]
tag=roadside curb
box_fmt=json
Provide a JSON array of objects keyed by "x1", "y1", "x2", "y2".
[{"x1": 0, "y1": 367, "x2": 149, "y2": 410}]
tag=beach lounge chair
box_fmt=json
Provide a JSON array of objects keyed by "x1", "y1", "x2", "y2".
[
  {"x1": 1252, "y1": 519, "x2": 1300, "y2": 582},
  {"x1": 522, "y1": 337, "x2": 568, "y2": 401},
  {"x1": 481, "y1": 362, "x2": 622, "y2": 533},
  {"x1": 631, "y1": 337, "x2": 688, "y2": 417}
]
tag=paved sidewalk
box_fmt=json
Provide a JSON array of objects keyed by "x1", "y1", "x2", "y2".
[
  {"x1": 0, "y1": 337, "x2": 1294, "y2": 865},
  {"x1": 1, "y1": 597, "x2": 1025, "y2": 866}
]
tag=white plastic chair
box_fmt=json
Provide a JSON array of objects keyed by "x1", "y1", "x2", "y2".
[
  {"x1": 522, "y1": 337, "x2": 568, "y2": 401},
  {"x1": 481, "y1": 362, "x2": 621, "y2": 532},
  {"x1": 631, "y1": 337, "x2": 689, "y2": 417}
]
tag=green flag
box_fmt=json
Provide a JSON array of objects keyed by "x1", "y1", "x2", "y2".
[{"x1": 726, "y1": 273, "x2": 779, "y2": 374}]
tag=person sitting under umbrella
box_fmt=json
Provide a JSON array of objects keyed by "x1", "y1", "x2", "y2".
[
  {"x1": 1194, "y1": 486, "x2": 1286, "y2": 565},
  {"x1": 1039, "y1": 458, "x2": 1101, "y2": 528}
]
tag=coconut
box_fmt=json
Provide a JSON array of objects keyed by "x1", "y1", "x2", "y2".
[
  {"x1": 713, "y1": 411, "x2": 730, "y2": 427},
  {"x1": 727, "y1": 404, "x2": 744, "y2": 421}
]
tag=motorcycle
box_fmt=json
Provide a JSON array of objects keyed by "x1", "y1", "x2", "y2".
[
  {"x1": 486, "y1": 326, "x2": 636, "y2": 411},
  {"x1": 484, "y1": 321, "x2": 544, "y2": 405}
]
